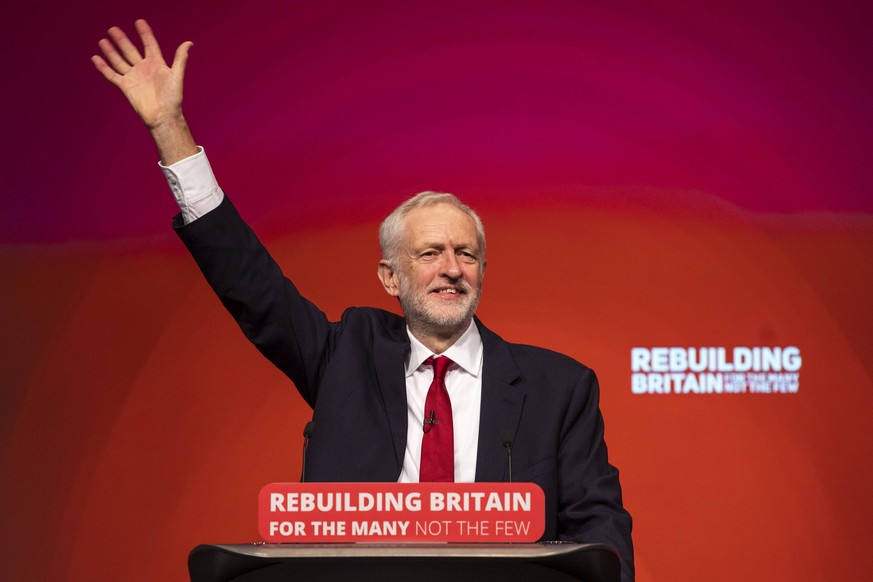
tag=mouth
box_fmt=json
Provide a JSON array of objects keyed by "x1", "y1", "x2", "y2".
[{"x1": 430, "y1": 286, "x2": 466, "y2": 296}]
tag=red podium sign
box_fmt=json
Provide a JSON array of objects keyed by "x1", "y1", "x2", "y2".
[{"x1": 259, "y1": 482, "x2": 545, "y2": 543}]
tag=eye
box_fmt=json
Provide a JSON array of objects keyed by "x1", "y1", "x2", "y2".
[{"x1": 457, "y1": 250, "x2": 478, "y2": 263}]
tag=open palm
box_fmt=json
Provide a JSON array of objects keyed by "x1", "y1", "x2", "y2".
[{"x1": 92, "y1": 19, "x2": 192, "y2": 130}]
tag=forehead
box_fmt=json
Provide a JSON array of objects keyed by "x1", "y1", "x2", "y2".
[{"x1": 401, "y1": 203, "x2": 479, "y2": 247}]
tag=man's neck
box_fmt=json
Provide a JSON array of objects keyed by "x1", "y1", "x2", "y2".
[{"x1": 407, "y1": 320, "x2": 473, "y2": 354}]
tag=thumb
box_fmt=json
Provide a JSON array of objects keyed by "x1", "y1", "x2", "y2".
[{"x1": 172, "y1": 41, "x2": 194, "y2": 76}]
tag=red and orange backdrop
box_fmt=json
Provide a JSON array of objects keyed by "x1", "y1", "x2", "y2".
[{"x1": 2, "y1": 1, "x2": 872, "y2": 580}]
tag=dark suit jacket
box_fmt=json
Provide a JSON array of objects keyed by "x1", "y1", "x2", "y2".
[{"x1": 176, "y1": 195, "x2": 634, "y2": 580}]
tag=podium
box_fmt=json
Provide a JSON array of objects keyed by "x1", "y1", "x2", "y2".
[{"x1": 188, "y1": 542, "x2": 620, "y2": 582}]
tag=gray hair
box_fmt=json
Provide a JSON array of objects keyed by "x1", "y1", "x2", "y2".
[{"x1": 379, "y1": 191, "x2": 486, "y2": 267}]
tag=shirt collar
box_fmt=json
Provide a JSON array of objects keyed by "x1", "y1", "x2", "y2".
[{"x1": 405, "y1": 319, "x2": 483, "y2": 378}]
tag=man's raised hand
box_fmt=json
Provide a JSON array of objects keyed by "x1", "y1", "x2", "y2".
[
  {"x1": 92, "y1": 19, "x2": 197, "y2": 165},
  {"x1": 92, "y1": 19, "x2": 192, "y2": 129}
]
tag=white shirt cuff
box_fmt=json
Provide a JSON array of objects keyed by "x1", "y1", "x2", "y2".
[{"x1": 159, "y1": 147, "x2": 224, "y2": 224}]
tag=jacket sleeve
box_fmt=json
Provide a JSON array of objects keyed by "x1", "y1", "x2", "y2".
[
  {"x1": 559, "y1": 367, "x2": 635, "y2": 581},
  {"x1": 173, "y1": 194, "x2": 333, "y2": 407}
]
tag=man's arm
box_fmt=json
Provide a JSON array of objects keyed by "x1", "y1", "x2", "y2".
[
  {"x1": 559, "y1": 369, "x2": 634, "y2": 581},
  {"x1": 92, "y1": 19, "x2": 197, "y2": 165},
  {"x1": 92, "y1": 21, "x2": 336, "y2": 404}
]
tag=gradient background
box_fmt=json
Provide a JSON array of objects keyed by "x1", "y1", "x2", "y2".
[{"x1": 2, "y1": 1, "x2": 872, "y2": 580}]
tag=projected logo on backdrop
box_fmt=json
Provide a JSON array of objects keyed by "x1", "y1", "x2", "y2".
[{"x1": 631, "y1": 346, "x2": 802, "y2": 395}]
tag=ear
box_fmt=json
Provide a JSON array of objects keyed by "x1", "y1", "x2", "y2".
[{"x1": 377, "y1": 259, "x2": 400, "y2": 297}]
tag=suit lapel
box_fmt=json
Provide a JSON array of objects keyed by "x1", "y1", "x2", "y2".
[
  {"x1": 374, "y1": 319, "x2": 411, "y2": 473},
  {"x1": 474, "y1": 319, "x2": 526, "y2": 482}
]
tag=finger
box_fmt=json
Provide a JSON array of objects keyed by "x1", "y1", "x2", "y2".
[
  {"x1": 107, "y1": 25, "x2": 144, "y2": 66},
  {"x1": 171, "y1": 41, "x2": 194, "y2": 77},
  {"x1": 91, "y1": 55, "x2": 122, "y2": 85},
  {"x1": 135, "y1": 19, "x2": 163, "y2": 60},
  {"x1": 97, "y1": 38, "x2": 131, "y2": 74}
]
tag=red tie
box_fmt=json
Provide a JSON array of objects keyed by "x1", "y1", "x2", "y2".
[{"x1": 419, "y1": 356, "x2": 455, "y2": 482}]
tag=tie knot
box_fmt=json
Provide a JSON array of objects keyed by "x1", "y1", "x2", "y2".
[{"x1": 424, "y1": 356, "x2": 454, "y2": 381}]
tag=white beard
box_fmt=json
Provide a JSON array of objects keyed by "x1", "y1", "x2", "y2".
[{"x1": 397, "y1": 276, "x2": 481, "y2": 336}]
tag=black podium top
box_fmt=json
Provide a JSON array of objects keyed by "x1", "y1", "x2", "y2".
[{"x1": 189, "y1": 542, "x2": 620, "y2": 582}]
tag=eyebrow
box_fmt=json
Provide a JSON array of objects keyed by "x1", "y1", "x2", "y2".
[{"x1": 414, "y1": 242, "x2": 479, "y2": 252}]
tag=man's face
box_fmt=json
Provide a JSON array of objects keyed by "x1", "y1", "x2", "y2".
[{"x1": 384, "y1": 203, "x2": 484, "y2": 335}]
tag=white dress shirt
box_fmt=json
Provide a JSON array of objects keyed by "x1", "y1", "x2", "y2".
[
  {"x1": 399, "y1": 321, "x2": 483, "y2": 483},
  {"x1": 160, "y1": 147, "x2": 224, "y2": 224},
  {"x1": 161, "y1": 150, "x2": 484, "y2": 482}
]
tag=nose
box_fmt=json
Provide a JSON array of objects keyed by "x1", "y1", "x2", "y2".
[{"x1": 440, "y1": 252, "x2": 462, "y2": 279}]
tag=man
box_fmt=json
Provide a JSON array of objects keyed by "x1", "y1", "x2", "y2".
[{"x1": 93, "y1": 20, "x2": 634, "y2": 580}]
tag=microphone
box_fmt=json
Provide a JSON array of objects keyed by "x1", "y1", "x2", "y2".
[
  {"x1": 499, "y1": 430, "x2": 514, "y2": 483},
  {"x1": 423, "y1": 410, "x2": 438, "y2": 433},
  {"x1": 301, "y1": 421, "x2": 314, "y2": 482}
]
